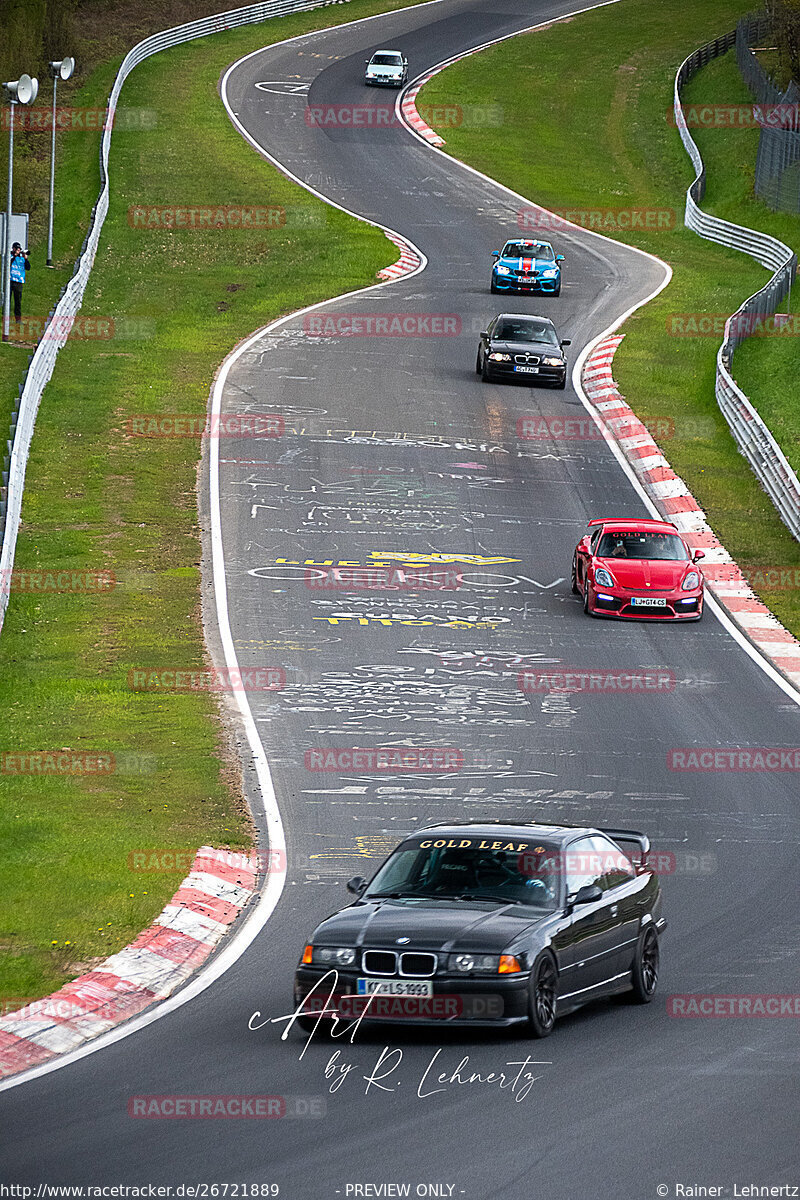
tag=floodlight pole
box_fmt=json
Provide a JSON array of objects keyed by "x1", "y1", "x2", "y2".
[
  {"x1": 46, "y1": 76, "x2": 57, "y2": 265},
  {"x1": 2, "y1": 97, "x2": 16, "y2": 342},
  {"x1": 46, "y1": 59, "x2": 74, "y2": 268}
]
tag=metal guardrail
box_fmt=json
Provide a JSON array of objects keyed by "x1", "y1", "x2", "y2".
[
  {"x1": 674, "y1": 31, "x2": 800, "y2": 542},
  {"x1": 0, "y1": 0, "x2": 352, "y2": 634}
]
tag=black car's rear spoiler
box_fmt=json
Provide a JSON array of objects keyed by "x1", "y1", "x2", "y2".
[{"x1": 600, "y1": 827, "x2": 651, "y2": 861}]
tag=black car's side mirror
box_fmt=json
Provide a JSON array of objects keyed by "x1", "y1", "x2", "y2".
[
  {"x1": 693, "y1": 550, "x2": 705, "y2": 562},
  {"x1": 479, "y1": 330, "x2": 489, "y2": 339},
  {"x1": 347, "y1": 875, "x2": 367, "y2": 896},
  {"x1": 491, "y1": 250, "x2": 500, "y2": 258},
  {"x1": 560, "y1": 339, "x2": 571, "y2": 347},
  {"x1": 571, "y1": 883, "x2": 602, "y2": 906}
]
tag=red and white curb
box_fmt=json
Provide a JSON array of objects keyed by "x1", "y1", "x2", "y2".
[
  {"x1": 401, "y1": 77, "x2": 446, "y2": 146},
  {"x1": 583, "y1": 336, "x2": 800, "y2": 687},
  {"x1": 378, "y1": 230, "x2": 423, "y2": 280},
  {"x1": 0, "y1": 846, "x2": 260, "y2": 1080}
]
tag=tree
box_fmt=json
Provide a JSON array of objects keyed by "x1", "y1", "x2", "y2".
[{"x1": 767, "y1": 0, "x2": 800, "y2": 84}]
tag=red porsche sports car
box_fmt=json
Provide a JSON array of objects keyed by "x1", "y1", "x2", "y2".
[{"x1": 572, "y1": 518, "x2": 705, "y2": 620}]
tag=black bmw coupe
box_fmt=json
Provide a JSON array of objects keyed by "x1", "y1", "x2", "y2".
[{"x1": 293, "y1": 821, "x2": 665, "y2": 1038}]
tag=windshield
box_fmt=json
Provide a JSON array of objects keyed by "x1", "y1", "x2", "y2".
[
  {"x1": 371, "y1": 53, "x2": 402, "y2": 65},
  {"x1": 493, "y1": 320, "x2": 558, "y2": 345},
  {"x1": 597, "y1": 530, "x2": 689, "y2": 560},
  {"x1": 366, "y1": 841, "x2": 560, "y2": 909},
  {"x1": 502, "y1": 242, "x2": 555, "y2": 262}
]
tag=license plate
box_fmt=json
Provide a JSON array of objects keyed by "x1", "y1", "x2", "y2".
[
  {"x1": 631, "y1": 596, "x2": 668, "y2": 607},
  {"x1": 357, "y1": 979, "x2": 433, "y2": 996},
  {"x1": 514, "y1": 365, "x2": 539, "y2": 374}
]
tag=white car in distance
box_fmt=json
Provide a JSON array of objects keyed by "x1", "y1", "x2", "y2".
[{"x1": 364, "y1": 49, "x2": 409, "y2": 87}]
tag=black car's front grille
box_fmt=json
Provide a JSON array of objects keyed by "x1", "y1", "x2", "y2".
[
  {"x1": 360, "y1": 949, "x2": 438, "y2": 976},
  {"x1": 399, "y1": 952, "x2": 437, "y2": 977},
  {"x1": 362, "y1": 950, "x2": 397, "y2": 975},
  {"x1": 514, "y1": 354, "x2": 541, "y2": 365}
]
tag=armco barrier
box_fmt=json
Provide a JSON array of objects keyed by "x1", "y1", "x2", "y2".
[
  {"x1": 0, "y1": 0, "x2": 351, "y2": 636},
  {"x1": 674, "y1": 31, "x2": 800, "y2": 543}
]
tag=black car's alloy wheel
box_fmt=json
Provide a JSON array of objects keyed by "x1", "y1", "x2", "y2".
[
  {"x1": 631, "y1": 927, "x2": 659, "y2": 1003},
  {"x1": 529, "y1": 953, "x2": 558, "y2": 1037},
  {"x1": 481, "y1": 354, "x2": 492, "y2": 382},
  {"x1": 475, "y1": 350, "x2": 482, "y2": 374}
]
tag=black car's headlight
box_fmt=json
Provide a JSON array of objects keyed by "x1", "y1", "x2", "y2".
[
  {"x1": 541, "y1": 355, "x2": 564, "y2": 367},
  {"x1": 448, "y1": 953, "x2": 500, "y2": 974},
  {"x1": 447, "y1": 953, "x2": 524, "y2": 974},
  {"x1": 488, "y1": 352, "x2": 511, "y2": 362},
  {"x1": 306, "y1": 946, "x2": 357, "y2": 967}
]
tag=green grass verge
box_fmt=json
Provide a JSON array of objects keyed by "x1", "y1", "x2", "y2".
[
  {"x1": 418, "y1": 0, "x2": 800, "y2": 629},
  {"x1": 0, "y1": 0, "x2": 432, "y2": 1006}
]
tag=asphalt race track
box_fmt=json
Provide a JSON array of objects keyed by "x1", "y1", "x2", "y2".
[{"x1": 2, "y1": 0, "x2": 800, "y2": 1194}]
